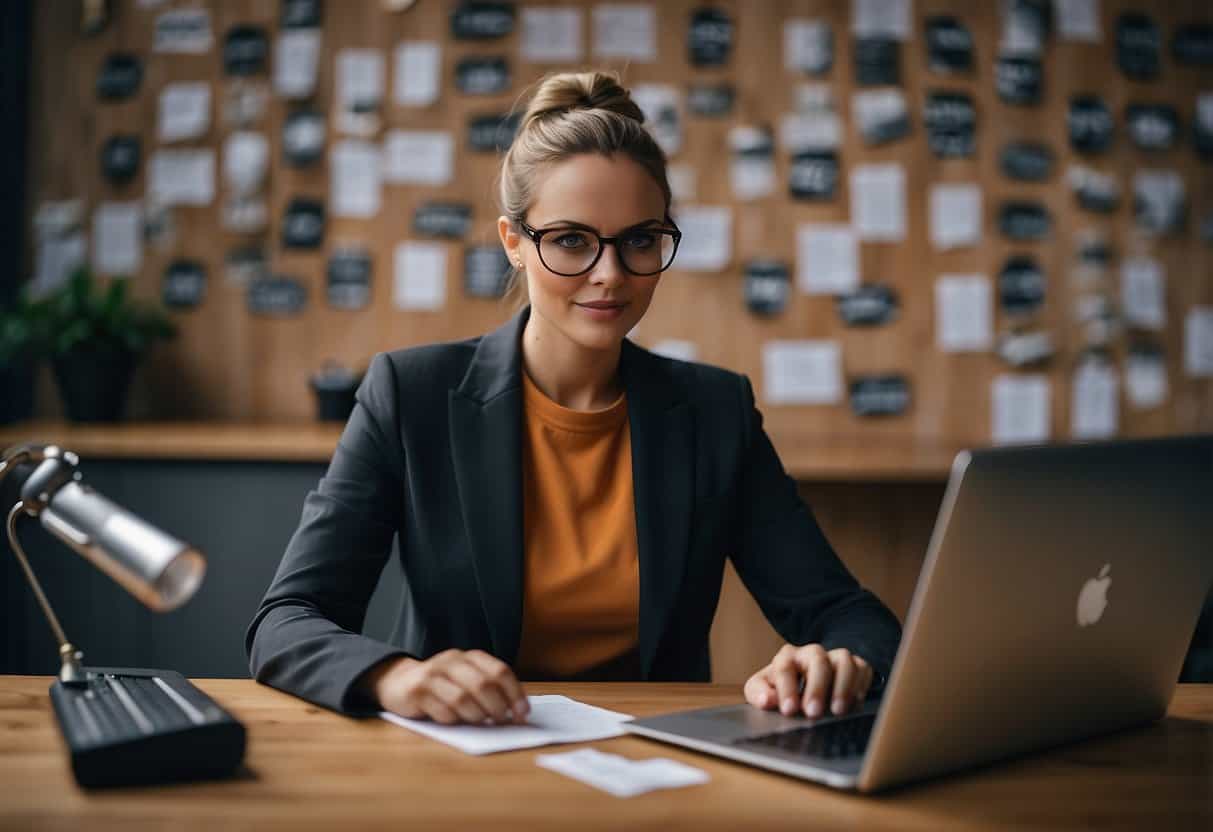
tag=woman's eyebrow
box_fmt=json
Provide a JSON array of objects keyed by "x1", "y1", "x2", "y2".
[{"x1": 533, "y1": 218, "x2": 666, "y2": 231}]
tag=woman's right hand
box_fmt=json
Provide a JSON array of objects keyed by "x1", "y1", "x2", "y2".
[{"x1": 365, "y1": 649, "x2": 530, "y2": 725}]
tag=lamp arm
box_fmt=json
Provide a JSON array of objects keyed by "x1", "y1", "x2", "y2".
[{"x1": 1, "y1": 445, "x2": 88, "y2": 685}]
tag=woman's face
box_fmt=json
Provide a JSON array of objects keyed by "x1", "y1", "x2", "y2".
[{"x1": 499, "y1": 153, "x2": 669, "y2": 354}]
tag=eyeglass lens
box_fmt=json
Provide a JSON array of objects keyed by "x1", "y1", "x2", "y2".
[{"x1": 538, "y1": 228, "x2": 677, "y2": 276}]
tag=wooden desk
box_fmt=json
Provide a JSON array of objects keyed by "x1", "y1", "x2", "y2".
[{"x1": 1, "y1": 679, "x2": 1210, "y2": 830}]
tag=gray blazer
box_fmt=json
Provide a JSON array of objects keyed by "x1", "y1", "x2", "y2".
[{"x1": 246, "y1": 307, "x2": 901, "y2": 714}]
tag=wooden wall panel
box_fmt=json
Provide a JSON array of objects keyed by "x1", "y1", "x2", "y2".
[{"x1": 25, "y1": 1, "x2": 1213, "y2": 454}]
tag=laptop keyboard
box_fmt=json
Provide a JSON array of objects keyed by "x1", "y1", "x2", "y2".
[{"x1": 732, "y1": 713, "x2": 876, "y2": 760}]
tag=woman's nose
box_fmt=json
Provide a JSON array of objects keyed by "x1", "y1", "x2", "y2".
[{"x1": 589, "y1": 243, "x2": 627, "y2": 286}]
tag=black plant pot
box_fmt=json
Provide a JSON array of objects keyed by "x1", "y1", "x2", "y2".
[
  {"x1": 52, "y1": 347, "x2": 138, "y2": 423},
  {"x1": 0, "y1": 361, "x2": 35, "y2": 424}
]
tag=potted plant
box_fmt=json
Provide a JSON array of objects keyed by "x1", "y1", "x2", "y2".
[
  {"x1": 0, "y1": 289, "x2": 49, "y2": 424},
  {"x1": 45, "y1": 267, "x2": 177, "y2": 422}
]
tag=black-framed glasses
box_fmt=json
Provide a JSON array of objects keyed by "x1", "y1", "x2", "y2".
[{"x1": 515, "y1": 218, "x2": 682, "y2": 277}]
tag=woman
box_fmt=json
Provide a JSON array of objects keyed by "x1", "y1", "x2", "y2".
[{"x1": 247, "y1": 71, "x2": 901, "y2": 726}]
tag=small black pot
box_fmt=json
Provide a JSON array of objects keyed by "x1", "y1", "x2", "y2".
[
  {"x1": 52, "y1": 347, "x2": 138, "y2": 423},
  {"x1": 0, "y1": 361, "x2": 35, "y2": 424}
]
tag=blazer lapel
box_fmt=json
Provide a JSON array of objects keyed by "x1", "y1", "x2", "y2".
[
  {"x1": 449, "y1": 309, "x2": 529, "y2": 664},
  {"x1": 621, "y1": 341, "x2": 693, "y2": 679}
]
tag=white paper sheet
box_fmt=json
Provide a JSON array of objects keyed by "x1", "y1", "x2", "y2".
[
  {"x1": 383, "y1": 129, "x2": 454, "y2": 185},
  {"x1": 852, "y1": 0, "x2": 911, "y2": 40},
  {"x1": 330, "y1": 140, "x2": 382, "y2": 218},
  {"x1": 153, "y1": 8, "x2": 212, "y2": 54},
  {"x1": 797, "y1": 224, "x2": 857, "y2": 295},
  {"x1": 650, "y1": 339, "x2": 698, "y2": 362},
  {"x1": 1126, "y1": 349, "x2": 1168, "y2": 409},
  {"x1": 1057, "y1": 0, "x2": 1102, "y2": 42},
  {"x1": 666, "y1": 163, "x2": 697, "y2": 204},
  {"x1": 1071, "y1": 357, "x2": 1119, "y2": 439},
  {"x1": 936, "y1": 274, "x2": 992, "y2": 352},
  {"x1": 630, "y1": 84, "x2": 682, "y2": 156},
  {"x1": 762, "y1": 340, "x2": 843, "y2": 405},
  {"x1": 929, "y1": 184, "x2": 982, "y2": 250},
  {"x1": 33, "y1": 232, "x2": 85, "y2": 297},
  {"x1": 522, "y1": 7, "x2": 584, "y2": 63},
  {"x1": 536, "y1": 749, "x2": 709, "y2": 798},
  {"x1": 394, "y1": 41, "x2": 441, "y2": 107},
  {"x1": 992, "y1": 374, "x2": 1051, "y2": 445},
  {"x1": 394, "y1": 242, "x2": 447, "y2": 309},
  {"x1": 671, "y1": 206, "x2": 731, "y2": 271},
  {"x1": 275, "y1": 29, "x2": 321, "y2": 99},
  {"x1": 729, "y1": 126, "x2": 775, "y2": 201},
  {"x1": 593, "y1": 4, "x2": 656, "y2": 60},
  {"x1": 149, "y1": 149, "x2": 215, "y2": 206},
  {"x1": 91, "y1": 202, "x2": 143, "y2": 276},
  {"x1": 1185, "y1": 307, "x2": 1213, "y2": 378},
  {"x1": 784, "y1": 19, "x2": 832, "y2": 74},
  {"x1": 1120, "y1": 256, "x2": 1166, "y2": 331},
  {"x1": 158, "y1": 82, "x2": 211, "y2": 143},
  {"x1": 380, "y1": 695, "x2": 631, "y2": 755},
  {"x1": 851, "y1": 164, "x2": 905, "y2": 242},
  {"x1": 337, "y1": 49, "x2": 385, "y2": 107}
]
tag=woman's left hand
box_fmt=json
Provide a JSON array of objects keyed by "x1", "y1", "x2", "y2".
[{"x1": 744, "y1": 644, "x2": 874, "y2": 719}]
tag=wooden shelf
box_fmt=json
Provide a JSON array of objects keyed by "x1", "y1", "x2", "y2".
[{"x1": 0, "y1": 422, "x2": 959, "y2": 479}]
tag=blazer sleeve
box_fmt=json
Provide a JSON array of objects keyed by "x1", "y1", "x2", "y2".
[
  {"x1": 727, "y1": 376, "x2": 902, "y2": 688},
  {"x1": 245, "y1": 353, "x2": 412, "y2": 715}
]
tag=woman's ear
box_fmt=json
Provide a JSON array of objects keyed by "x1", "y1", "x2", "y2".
[{"x1": 497, "y1": 215, "x2": 523, "y2": 269}]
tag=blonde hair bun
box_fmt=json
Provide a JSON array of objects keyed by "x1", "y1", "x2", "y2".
[{"x1": 521, "y1": 71, "x2": 645, "y2": 130}]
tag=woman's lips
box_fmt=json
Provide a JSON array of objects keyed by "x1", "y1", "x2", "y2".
[{"x1": 575, "y1": 301, "x2": 628, "y2": 320}]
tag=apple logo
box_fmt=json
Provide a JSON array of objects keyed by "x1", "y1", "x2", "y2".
[{"x1": 1077, "y1": 563, "x2": 1112, "y2": 627}]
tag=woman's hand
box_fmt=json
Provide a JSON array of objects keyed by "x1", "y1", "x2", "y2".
[
  {"x1": 743, "y1": 644, "x2": 874, "y2": 719},
  {"x1": 365, "y1": 649, "x2": 530, "y2": 725}
]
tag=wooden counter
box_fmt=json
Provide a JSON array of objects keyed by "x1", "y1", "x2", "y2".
[
  {"x1": 0, "y1": 421, "x2": 961, "y2": 479},
  {"x1": 2, "y1": 678, "x2": 1211, "y2": 830}
]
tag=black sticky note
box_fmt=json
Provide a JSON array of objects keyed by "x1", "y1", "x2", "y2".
[
  {"x1": 282, "y1": 0, "x2": 322, "y2": 29},
  {"x1": 999, "y1": 201, "x2": 1052, "y2": 241},
  {"x1": 282, "y1": 198, "x2": 325, "y2": 249},
  {"x1": 854, "y1": 37, "x2": 900, "y2": 86},
  {"x1": 163, "y1": 259, "x2": 207, "y2": 310},
  {"x1": 743, "y1": 260, "x2": 790, "y2": 317},
  {"x1": 1068, "y1": 95, "x2": 1114, "y2": 154},
  {"x1": 464, "y1": 245, "x2": 511, "y2": 298},
  {"x1": 249, "y1": 275, "x2": 308, "y2": 316},
  {"x1": 687, "y1": 83, "x2": 734, "y2": 118},
  {"x1": 451, "y1": 2, "x2": 515, "y2": 40},
  {"x1": 925, "y1": 16, "x2": 973, "y2": 74},
  {"x1": 849, "y1": 375, "x2": 910, "y2": 417},
  {"x1": 689, "y1": 7, "x2": 733, "y2": 66},
  {"x1": 996, "y1": 55, "x2": 1043, "y2": 106},
  {"x1": 1000, "y1": 141, "x2": 1054, "y2": 181},
  {"x1": 283, "y1": 110, "x2": 326, "y2": 167},
  {"x1": 1172, "y1": 23, "x2": 1213, "y2": 66},
  {"x1": 327, "y1": 248, "x2": 372, "y2": 310},
  {"x1": 97, "y1": 53, "x2": 142, "y2": 101},
  {"x1": 455, "y1": 57, "x2": 510, "y2": 95},
  {"x1": 837, "y1": 284, "x2": 899, "y2": 327},
  {"x1": 413, "y1": 202, "x2": 472, "y2": 239},
  {"x1": 468, "y1": 112, "x2": 521, "y2": 152},
  {"x1": 999, "y1": 256, "x2": 1046, "y2": 316},
  {"x1": 1126, "y1": 104, "x2": 1180, "y2": 151},
  {"x1": 100, "y1": 135, "x2": 140, "y2": 185},
  {"x1": 224, "y1": 25, "x2": 269, "y2": 76},
  {"x1": 789, "y1": 151, "x2": 838, "y2": 200},
  {"x1": 924, "y1": 91, "x2": 976, "y2": 158},
  {"x1": 1116, "y1": 13, "x2": 1161, "y2": 80}
]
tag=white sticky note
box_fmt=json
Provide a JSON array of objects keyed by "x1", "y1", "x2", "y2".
[
  {"x1": 158, "y1": 82, "x2": 211, "y2": 143},
  {"x1": 383, "y1": 130, "x2": 454, "y2": 185},
  {"x1": 149, "y1": 149, "x2": 215, "y2": 206},
  {"x1": 784, "y1": 19, "x2": 833, "y2": 74},
  {"x1": 536, "y1": 749, "x2": 709, "y2": 798},
  {"x1": 671, "y1": 206, "x2": 731, "y2": 272},
  {"x1": 337, "y1": 48, "x2": 384, "y2": 112},
  {"x1": 330, "y1": 140, "x2": 382, "y2": 218},
  {"x1": 394, "y1": 242, "x2": 447, "y2": 309},
  {"x1": 91, "y1": 202, "x2": 143, "y2": 276},
  {"x1": 153, "y1": 8, "x2": 212, "y2": 54},
  {"x1": 522, "y1": 7, "x2": 584, "y2": 63},
  {"x1": 1071, "y1": 357, "x2": 1119, "y2": 439},
  {"x1": 992, "y1": 375, "x2": 1051, "y2": 445},
  {"x1": 1121, "y1": 257, "x2": 1166, "y2": 331},
  {"x1": 1057, "y1": 0, "x2": 1102, "y2": 42},
  {"x1": 666, "y1": 164, "x2": 697, "y2": 203},
  {"x1": 1185, "y1": 307, "x2": 1213, "y2": 378},
  {"x1": 1126, "y1": 350, "x2": 1168, "y2": 409},
  {"x1": 930, "y1": 184, "x2": 982, "y2": 250},
  {"x1": 936, "y1": 275, "x2": 992, "y2": 352},
  {"x1": 33, "y1": 232, "x2": 86, "y2": 297},
  {"x1": 851, "y1": 164, "x2": 905, "y2": 241},
  {"x1": 797, "y1": 225, "x2": 858, "y2": 295},
  {"x1": 853, "y1": 0, "x2": 911, "y2": 40},
  {"x1": 593, "y1": 5, "x2": 656, "y2": 61},
  {"x1": 394, "y1": 41, "x2": 440, "y2": 107},
  {"x1": 780, "y1": 111, "x2": 841, "y2": 152},
  {"x1": 275, "y1": 29, "x2": 321, "y2": 99},
  {"x1": 630, "y1": 83, "x2": 682, "y2": 156},
  {"x1": 650, "y1": 339, "x2": 698, "y2": 362},
  {"x1": 762, "y1": 340, "x2": 843, "y2": 405}
]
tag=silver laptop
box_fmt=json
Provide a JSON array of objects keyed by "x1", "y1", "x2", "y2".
[{"x1": 623, "y1": 437, "x2": 1213, "y2": 792}]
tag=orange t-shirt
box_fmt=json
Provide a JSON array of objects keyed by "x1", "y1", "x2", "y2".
[{"x1": 514, "y1": 371, "x2": 641, "y2": 678}]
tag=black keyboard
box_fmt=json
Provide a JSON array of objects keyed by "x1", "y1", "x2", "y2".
[
  {"x1": 733, "y1": 713, "x2": 876, "y2": 760},
  {"x1": 48, "y1": 667, "x2": 245, "y2": 788}
]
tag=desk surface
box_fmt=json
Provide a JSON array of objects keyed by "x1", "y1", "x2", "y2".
[{"x1": 2, "y1": 678, "x2": 1210, "y2": 831}]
